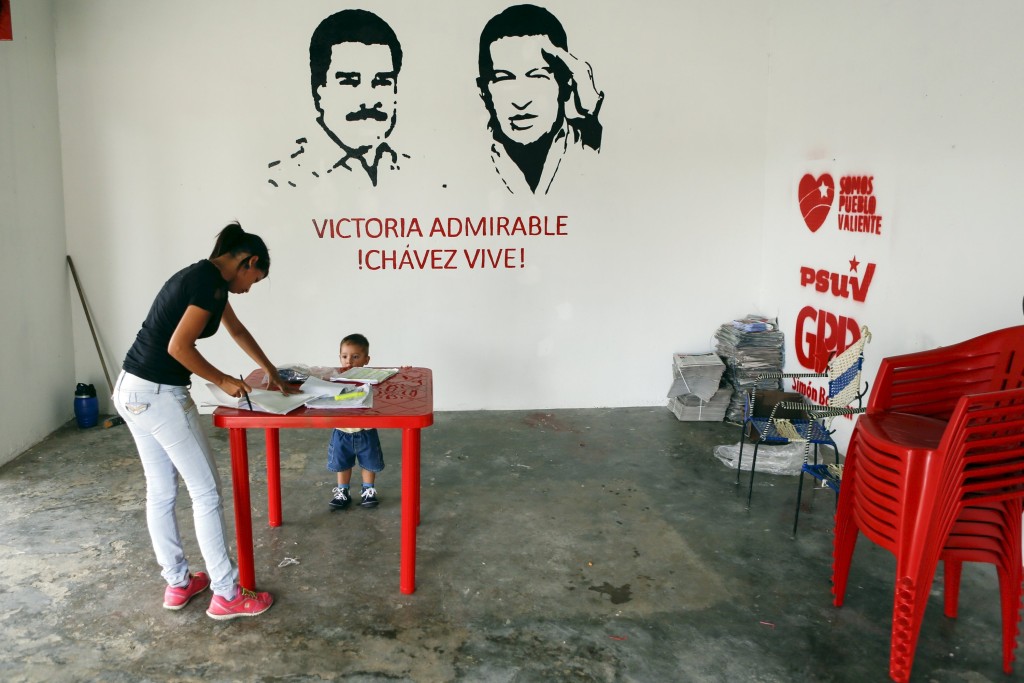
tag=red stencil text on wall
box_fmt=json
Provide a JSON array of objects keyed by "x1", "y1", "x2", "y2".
[
  {"x1": 794, "y1": 306, "x2": 863, "y2": 373},
  {"x1": 799, "y1": 257, "x2": 876, "y2": 303}
]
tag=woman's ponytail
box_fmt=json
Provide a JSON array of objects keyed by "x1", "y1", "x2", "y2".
[{"x1": 210, "y1": 221, "x2": 271, "y2": 274}]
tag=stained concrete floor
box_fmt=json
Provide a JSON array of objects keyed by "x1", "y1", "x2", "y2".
[{"x1": 0, "y1": 407, "x2": 1018, "y2": 682}]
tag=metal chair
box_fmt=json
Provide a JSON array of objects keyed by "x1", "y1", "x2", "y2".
[{"x1": 737, "y1": 326, "x2": 871, "y2": 530}]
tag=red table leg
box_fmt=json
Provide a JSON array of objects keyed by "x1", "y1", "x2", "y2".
[
  {"x1": 409, "y1": 428, "x2": 421, "y2": 526},
  {"x1": 400, "y1": 427, "x2": 421, "y2": 594},
  {"x1": 228, "y1": 428, "x2": 255, "y2": 590},
  {"x1": 265, "y1": 427, "x2": 282, "y2": 527}
]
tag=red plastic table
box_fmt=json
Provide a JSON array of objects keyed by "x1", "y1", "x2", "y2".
[{"x1": 212, "y1": 367, "x2": 433, "y2": 594}]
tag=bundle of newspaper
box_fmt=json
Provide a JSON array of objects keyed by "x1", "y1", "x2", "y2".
[
  {"x1": 668, "y1": 387, "x2": 732, "y2": 421},
  {"x1": 714, "y1": 315, "x2": 785, "y2": 423},
  {"x1": 666, "y1": 352, "x2": 732, "y2": 422}
]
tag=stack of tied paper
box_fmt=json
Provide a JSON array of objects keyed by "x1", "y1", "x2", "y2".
[
  {"x1": 714, "y1": 315, "x2": 785, "y2": 423},
  {"x1": 666, "y1": 352, "x2": 731, "y2": 422}
]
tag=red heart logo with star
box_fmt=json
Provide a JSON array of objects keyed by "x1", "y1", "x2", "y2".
[{"x1": 798, "y1": 173, "x2": 834, "y2": 233}]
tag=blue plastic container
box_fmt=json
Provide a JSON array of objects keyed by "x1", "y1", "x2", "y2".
[{"x1": 74, "y1": 383, "x2": 99, "y2": 428}]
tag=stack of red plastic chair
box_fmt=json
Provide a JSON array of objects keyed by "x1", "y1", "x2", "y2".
[{"x1": 830, "y1": 325, "x2": 1024, "y2": 682}]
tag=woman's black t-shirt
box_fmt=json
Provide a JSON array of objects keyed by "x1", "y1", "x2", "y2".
[{"x1": 122, "y1": 260, "x2": 229, "y2": 386}]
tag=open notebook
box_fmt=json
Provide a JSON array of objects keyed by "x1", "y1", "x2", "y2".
[{"x1": 328, "y1": 367, "x2": 399, "y2": 384}]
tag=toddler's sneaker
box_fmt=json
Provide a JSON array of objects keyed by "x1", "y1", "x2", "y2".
[
  {"x1": 360, "y1": 486, "x2": 379, "y2": 508},
  {"x1": 163, "y1": 571, "x2": 210, "y2": 610},
  {"x1": 206, "y1": 587, "x2": 274, "y2": 620},
  {"x1": 329, "y1": 486, "x2": 351, "y2": 510}
]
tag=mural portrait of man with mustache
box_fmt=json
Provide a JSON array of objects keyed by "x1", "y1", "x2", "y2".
[{"x1": 268, "y1": 9, "x2": 407, "y2": 189}]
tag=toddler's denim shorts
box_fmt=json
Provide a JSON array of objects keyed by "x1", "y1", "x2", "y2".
[{"x1": 327, "y1": 428, "x2": 384, "y2": 472}]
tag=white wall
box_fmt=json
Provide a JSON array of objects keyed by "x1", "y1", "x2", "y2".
[
  {"x1": 760, "y1": 0, "x2": 1024, "y2": 447},
  {"x1": 4, "y1": 1, "x2": 1022, "y2": 462},
  {"x1": 54, "y1": 0, "x2": 768, "y2": 414},
  {"x1": 0, "y1": 0, "x2": 74, "y2": 467}
]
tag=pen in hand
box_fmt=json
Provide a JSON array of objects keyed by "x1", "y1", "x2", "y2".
[{"x1": 240, "y1": 375, "x2": 254, "y2": 411}]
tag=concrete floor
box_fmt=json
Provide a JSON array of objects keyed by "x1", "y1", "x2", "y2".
[{"x1": 0, "y1": 407, "x2": 1018, "y2": 682}]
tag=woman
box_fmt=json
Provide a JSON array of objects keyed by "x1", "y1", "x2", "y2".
[{"x1": 115, "y1": 222, "x2": 292, "y2": 620}]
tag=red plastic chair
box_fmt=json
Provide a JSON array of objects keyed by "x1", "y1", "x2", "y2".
[
  {"x1": 942, "y1": 498, "x2": 1023, "y2": 669},
  {"x1": 830, "y1": 326, "x2": 1024, "y2": 683},
  {"x1": 864, "y1": 325, "x2": 1024, "y2": 419}
]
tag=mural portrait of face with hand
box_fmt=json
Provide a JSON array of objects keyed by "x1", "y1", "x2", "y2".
[
  {"x1": 268, "y1": 9, "x2": 407, "y2": 189},
  {"x1": 477, "y1": 4, "x2": 604, "y2": 195}
]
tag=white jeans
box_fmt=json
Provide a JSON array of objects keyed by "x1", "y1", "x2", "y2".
[{"x1": 114, "y1": 370, "x2": 238, "y2": 598}]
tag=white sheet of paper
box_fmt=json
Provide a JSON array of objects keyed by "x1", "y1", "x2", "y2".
[
  {"x1": 205, "y1": 384, "x2": 313, "y2": 415},
  {"x1": 299, "y1": 376, "x2": 354, "y2": 397},
  {"x1": 304, "y1": 383, "x2": 374, "y2": 409}
]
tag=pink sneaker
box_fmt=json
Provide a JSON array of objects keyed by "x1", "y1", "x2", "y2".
[
  {"x1": 206, "y1": 587, "x2": 274, "y2": 620},
  {"x1": 163, "y1": 572, "x2": 210, "y2": 610}
]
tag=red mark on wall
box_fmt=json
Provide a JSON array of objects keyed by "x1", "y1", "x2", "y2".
[
  {"x1": 837, "y1": 175, "x2": 882, "y2": 234},
  {"x1": 312, "y1": 215, "x2": 568, "y2": 239},
  {"x1": 799, "y1": 257, "x2": 876, "y2": 302},
  {"x1": 0, "y1": 0, "x2": 12, "y2": 41},
  {"x1": 314, "y1": 215, "x2": 564, "y2": 271},
  {"x1": 798, "y1": 174, "x2": 834, "y2": 233},
  {"x1": 794, "y1": 306, "x2": 863, "y2": 372},
  {"x1": 357, "y1": 247, "x2": 526, "y2": 271}
]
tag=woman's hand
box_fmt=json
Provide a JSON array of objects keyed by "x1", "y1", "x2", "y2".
[
  {"x1": 222, "y1": 303, "x2": 302, "y2": 395},
  {"x1": 217, "y1": 375, "x2": 252, "y2": 399},
  {"x1": 266, "y1": 368, "x2": 302, "y2": 395}
]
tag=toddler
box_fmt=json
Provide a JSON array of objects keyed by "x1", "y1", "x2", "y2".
[{"x1": 327, "y1": 333, "x2": 383, "y2": 510}]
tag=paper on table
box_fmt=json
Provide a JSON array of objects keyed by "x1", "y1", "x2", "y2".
[
  {"x1": 300, "y1": 377, "x2": 353, "y2": 397},
  {"x1": 328, "y1": 367, "x2": 399, "y2": 384},
  {"x1": 204, "y1": 384, "x2": 312, "y2": 415},
  {"x1": 304, "y1": 383, "x2": 373, "y2": 409}
]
